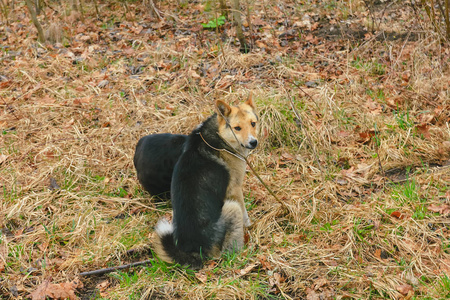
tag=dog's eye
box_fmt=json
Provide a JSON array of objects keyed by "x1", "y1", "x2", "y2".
[
  {"x1": 234, "y1": 126, "x2": 241, "y2": 131},
  {"x1": 251, "y1": 121, "x2": 256, "y2": 127}
]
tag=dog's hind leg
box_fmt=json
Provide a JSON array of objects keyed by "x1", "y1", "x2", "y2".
[{"x1": 221, "y1": 200, "x2": 244, "y2": 252}]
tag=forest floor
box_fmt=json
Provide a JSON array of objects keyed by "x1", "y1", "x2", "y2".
[{"x1": 1, "y1": 0, "x2": 450, "y2": 299}]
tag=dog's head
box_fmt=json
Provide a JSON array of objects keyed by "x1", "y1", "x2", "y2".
[{"x1": 216, "y1": 95, "x2": 259, "y2": 152}]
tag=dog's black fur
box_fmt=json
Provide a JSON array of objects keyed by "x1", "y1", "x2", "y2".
[
  {"x1": 155, "y1": 114, "x2": 244, "y2": 269},
  {"x1": 133, "y1": 134, "x2": 187, "y2": 198}
]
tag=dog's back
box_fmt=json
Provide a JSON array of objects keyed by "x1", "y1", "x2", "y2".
[
  {"x1": 134, "y1": 134, "x2": 187, "y2": 198},
  {"x1": 154, "y1": 115, "x2": 244, "y2": 268}
]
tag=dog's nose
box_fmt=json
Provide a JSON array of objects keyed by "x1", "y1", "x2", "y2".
[{"x1": 249, "y1": 139, "x2": 258, "y2": 149}]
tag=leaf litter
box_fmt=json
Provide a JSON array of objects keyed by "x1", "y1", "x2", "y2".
[{"x1": 0, "y1": 0, "x2": 449, "y2": 299}]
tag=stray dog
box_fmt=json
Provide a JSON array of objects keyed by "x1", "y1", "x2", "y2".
[
  {"x1": 134, "y1": 134, "x2": 187, "y2": 199},
  {"x1": 154, "y1": 96, "x2": 259, "y2": 268}
]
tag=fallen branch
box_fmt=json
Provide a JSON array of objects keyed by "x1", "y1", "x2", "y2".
[{"x1": 79, "y1": 260, "x2": 152, "y2": 277}]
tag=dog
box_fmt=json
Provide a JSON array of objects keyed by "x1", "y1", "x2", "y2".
[
  {"x1": 134, "y1": 134, "x2": 187, "y2": 199},
  {"x1": 154, "y1": 96, "x2": 259, "y2": 269}
]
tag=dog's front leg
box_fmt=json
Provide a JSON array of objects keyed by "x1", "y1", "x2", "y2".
[{"x1": 237, "y1": 190, "x2": 251, "y2": 227}]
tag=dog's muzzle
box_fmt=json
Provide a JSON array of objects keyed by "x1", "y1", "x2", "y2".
[{"x1": 245, "y1": 138, "x2": 258, "y2": 149}]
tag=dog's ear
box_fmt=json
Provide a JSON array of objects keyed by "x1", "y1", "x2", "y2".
[
  {"x1": 244, "y1": 93, "x2": 255, "y2": 109},
  {"x1": 216, "y1": 100, "x2": 232, "y2": 118}
]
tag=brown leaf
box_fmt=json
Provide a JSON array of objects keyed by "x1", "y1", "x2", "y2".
[
  {"x1": 194, "y1": 271, "x2": 207, "y2": 283},
  {"x1": 239, "y1": 263, "x2": 258, "y2": 276},
  {"x1": 29, "y1": 280, "x2": 82, "y2": 300},
  {"x1": 390, "y1": 211, "x2": 405, "y2": 219},
  {"x1": 427, "y1": 204, "x2": 450, "y2": 215},
  {"x1": 38, "y1": 242, "x2": 49, "y2": 252},
  {"x1": 386, "y1": 96, "x2": 404, "y2": 108},
  {"x1": 306, "y1": 277, "x2": 335, "y2": 300},
  {"x1": 258, "y1": 255, "x2": 272, "y2": 270},
  {"x1": 418, "y1": 113, "x2": 435, "y2": 124},
  {"x1": 415, "y1": 124, "x2": 430, "y2": 139},
  {"x1": 273, "y1": 272, "x2": 286, "y2": 284},
  {"x1": 365, "y1": 100, "x2": 382, "y2": 115},
  {"x1": 357, "y1": 130, "x2": 375, "y2": 144},
  {"x1": 374, "y1": 249, "x2": 382, "y2": 259},
  {"x1": 396, "y1": 283, "x2": 413, "y2": 296},
  {"x1": 29, "y1": 280, "x2": 50, "y2": 300}
]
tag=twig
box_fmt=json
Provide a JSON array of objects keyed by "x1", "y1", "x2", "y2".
[
  {"x1": 79, "y1": 260, "x2": 152, "y2": 277},
  {"x1": 1, "y1": 97, "x2": 20, "y2": 120}
]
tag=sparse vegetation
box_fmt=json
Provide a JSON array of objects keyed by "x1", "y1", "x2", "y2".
[{"x1": 0, "y1": 0, "x2": 449, "y2": 299}]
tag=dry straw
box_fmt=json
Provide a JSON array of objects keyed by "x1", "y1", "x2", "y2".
[{"x1": 1, "y1": 1, "x2": 449, "y2": 298}]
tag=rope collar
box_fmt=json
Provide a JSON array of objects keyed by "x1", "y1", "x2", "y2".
[{"x1": 198, "y1": 132, "x2": 246, "y2": 162}]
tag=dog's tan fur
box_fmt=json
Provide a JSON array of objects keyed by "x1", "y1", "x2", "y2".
[{"x1": 216, "y1": 96, "x2": 259, "y2": 227}]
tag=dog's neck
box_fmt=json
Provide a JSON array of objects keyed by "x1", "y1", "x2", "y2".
[{"x1": 195, "y1": 114, "x2": 249, "y2": 160}]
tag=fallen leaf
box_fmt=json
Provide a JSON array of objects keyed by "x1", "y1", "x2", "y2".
[
  {"x1": 418, "y1": 113, "x2": 435, "y2": 124},
  {"x1": 386, "y1": 96, "x2": 404, "y2": 108},
  {"x1": 396, "y1": 283, "x2": 413, "y2": 296},
  {"x1": 239, "y1": 263, "x2": 258, "y2": 276},
  {"x1": 415, "y1": 124, "x2": 430, "y2": 139},
  {"x1": 194, "y1": 271, "x2": 207, "y2": 283},
  {"x1": 37, "y1": 242, "x2": 49, "y2": 252},
  {"x1": 357, "y1": 130, "x2": 375, "y2": 144},
  {"x1": 306, "y1": 277, "x2": 335, "y2": 300},
  {"x1": 374, "y1": 249, "x2": 382, "y2": 259},
  {"x1": 29, "y1": 279, "x2": 83, "y2": 300},
  {"x1": 365, "y1": 100, "x2": 382, "y2": 115},
  {"x1": 427, "y1": 204, "x2": 450, "y2": 215},
  {"x1": 258, "y1": 255, "x2": 272, "y2": 270},
  {"x1": 390, "y1": 211, "x2": 405, "y2": 219}
]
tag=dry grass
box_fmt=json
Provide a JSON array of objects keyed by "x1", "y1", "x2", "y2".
[{"x1": 1, "y1": 0, "x2": 449, "y2": 299}]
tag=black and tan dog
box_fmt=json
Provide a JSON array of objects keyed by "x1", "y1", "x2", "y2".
[{"x1": 154, "y1": 97, "x2": 259, "y2": 268}]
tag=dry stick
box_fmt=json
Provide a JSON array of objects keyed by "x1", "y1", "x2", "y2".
[
  {"x1": 79, "y1": 260, "x2": 152, "y2": 277},
  {"x1": 1, "y1": 97, "x2": 20, "y2": 121}
]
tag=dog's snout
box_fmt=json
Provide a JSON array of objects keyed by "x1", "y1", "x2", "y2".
[{"x1": 249, "y1": 139, "x2": 258, "y2": 149}]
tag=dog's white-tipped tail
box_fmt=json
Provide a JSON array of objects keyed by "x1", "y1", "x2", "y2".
[
  {"x1": 153, "y1": 218, "x2": 203, "y2": 269},
  {"x1": 155, "y1": 219, "x2": 173, "y2": 237}
]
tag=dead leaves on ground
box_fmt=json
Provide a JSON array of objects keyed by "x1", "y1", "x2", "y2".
[
  {"x1": 306, "y1": 277, "x2": 335, "y2": 300},
  {"x1": 427, "y1": 203, "x2": 450, "y2": 215},
  {"x1": 29, "y1": 279, "x2": 83, "y2": 300}
]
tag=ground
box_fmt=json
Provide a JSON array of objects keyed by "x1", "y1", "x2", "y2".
[{"x1": 1, "y1": 0, "x2": 450, "y2": 299}]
